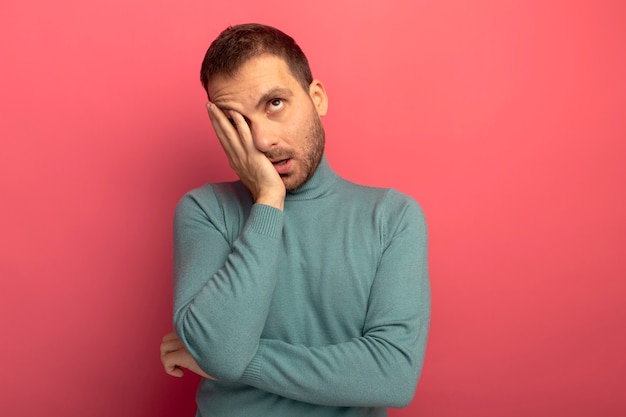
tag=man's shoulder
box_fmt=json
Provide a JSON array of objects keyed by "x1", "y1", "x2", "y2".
[
  {"x1": 336, "y1": 178, "x2": 426, "y2": 227},
  {"x1": 337, "y1": 178, "x2": 420, "y2": 207},
  {"x1": 175, "y1": 180, "x2": 252, "y2": 217},
  {"x1": 183, "y1": 180, "x2": 250, "y2": 202}
]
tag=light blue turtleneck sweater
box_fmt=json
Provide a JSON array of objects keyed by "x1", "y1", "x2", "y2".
[{"x1": 173, "y1": 155, "x2": 430, "y2": 417}]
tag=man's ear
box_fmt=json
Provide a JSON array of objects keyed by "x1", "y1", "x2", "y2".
[{"x1": 309, "y1": 80, "x2": 328, "y2": 117}]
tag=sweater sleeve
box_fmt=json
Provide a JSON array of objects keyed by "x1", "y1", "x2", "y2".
[
  {"x1": 172, "y1": 189, "x2": 284, "y2": 381},
  {"x1": 238, "y1": 196, "x2": 430, "y2": 408}
]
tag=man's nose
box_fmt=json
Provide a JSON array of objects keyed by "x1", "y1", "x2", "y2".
[{"x1": 250, "y1": 120, "x2": 279, "y2": 152}]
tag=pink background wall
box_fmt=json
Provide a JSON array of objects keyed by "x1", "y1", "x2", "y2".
[{"x1": 1, "y1": 1, "x2": 625, "y2": 416}]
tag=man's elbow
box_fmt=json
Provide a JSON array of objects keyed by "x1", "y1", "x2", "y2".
[
  {"x1": 383, "y1": 357, "x2": 422, "y2": 408},
  {"x1": 386, "y1": 375, "x2": 418, "y2": 408},
  {"x1": 174, "y1": 316, "x2": 254, "y2": 382},
  {"x1": 199, "y1": 355, "x2": 249, "y2": 382}
]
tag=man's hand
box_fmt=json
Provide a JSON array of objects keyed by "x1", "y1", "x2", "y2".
[
  {"x1": 207, "y1": 102, "x2": 285, "y2": 210},
  {"x1": 160, "y1": 332, "x2": 215, "y2": 380}
]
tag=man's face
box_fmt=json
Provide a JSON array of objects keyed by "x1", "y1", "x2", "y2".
[{"x1": 207, "y1": 54, "x2": 328, "y2": 191}]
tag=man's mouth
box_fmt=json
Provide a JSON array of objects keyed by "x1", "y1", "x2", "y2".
[{"x1": 270, "y1": 158, "x2": 292, "y2": 175}]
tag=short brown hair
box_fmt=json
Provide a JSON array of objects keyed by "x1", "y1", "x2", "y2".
[{"x1": 200, "y1": 23, "x2": 314, "y2": 98}]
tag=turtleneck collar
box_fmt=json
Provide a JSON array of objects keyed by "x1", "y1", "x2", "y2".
[{"x1": 285, "y1": 154, "x2": 339, "y2": 201}]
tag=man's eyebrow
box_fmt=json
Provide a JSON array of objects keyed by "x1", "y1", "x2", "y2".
[
  {"x1": 213, "y1": 87, "x2": 294, "y2": 114},
  {"x1": 256, "y1": 87, "x2": 293, "y2": 108}
]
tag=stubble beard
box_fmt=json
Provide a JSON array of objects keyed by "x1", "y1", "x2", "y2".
[{"x1": 284, "y1": 114, "x2": 325, "y2": 192}]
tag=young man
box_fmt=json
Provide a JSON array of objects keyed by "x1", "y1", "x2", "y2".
[{"x1": 160, "y1": 23, "x2": 430, "y2": 417}]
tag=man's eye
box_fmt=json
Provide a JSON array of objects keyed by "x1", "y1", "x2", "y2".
[
  {"x1": 228, "y1": 118, "x2": 236, "y2": 127},
  {"x1": 267, "y1": 99, "x2": 284, "y2": 113}
]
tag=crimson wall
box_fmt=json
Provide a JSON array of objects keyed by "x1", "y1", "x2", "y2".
[{"x1": 1, "y1": 1, "x2": 625, "y2": 416}]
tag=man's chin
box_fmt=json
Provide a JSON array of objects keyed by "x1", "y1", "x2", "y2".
[{"x1": 282, "y1": 174, "x2": 305, "y2": 192}]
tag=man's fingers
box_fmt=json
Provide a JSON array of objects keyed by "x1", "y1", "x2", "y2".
[
  {"x1": 160, "y1": 337, "x2": 184, "y2": 357},
  {"x1": 162, "y1": 331, "x2": 179, "y2": 343},
  {"x1": 160, "y1": 332, "x2": 191, "y2": 378},
  {"x1": 207, "y1": 102, "x2": 241, "y2": 157},
  {"x1": 228, "y1": 110, "x2": 255, "y2": 151},
  {"x1": 207, "y1": 103, "x2": 257, "y2": 158},
  {"x1": 162, "y1": 350, "x2": 186, "y2": 378},
  {"x1": 159, "y1": 333, "x2": 216, "y2": 380}
]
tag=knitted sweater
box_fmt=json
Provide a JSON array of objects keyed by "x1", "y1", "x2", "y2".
[{"x1": 173, "y1": 155, "x2": 430, "y2": 417}]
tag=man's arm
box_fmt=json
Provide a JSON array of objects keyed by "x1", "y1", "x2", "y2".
[
  {"x1": 237, "y1": 196, "x2": 430, "y2": 408},
  {"x1": 173, "y1": 104, "x2": 286, "y2": 381},
  {"x1": 173, "y1": 192, "x2": 283, "y2": 381}
]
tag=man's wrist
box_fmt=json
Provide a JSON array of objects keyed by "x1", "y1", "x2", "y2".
[{"x1": 255, "y1": 194, "x2": 285, "y2": 211}]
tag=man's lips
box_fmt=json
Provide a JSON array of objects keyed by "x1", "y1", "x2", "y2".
[{"x1": 270, "y1": 158, "x2": 292, "y2": 175}]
